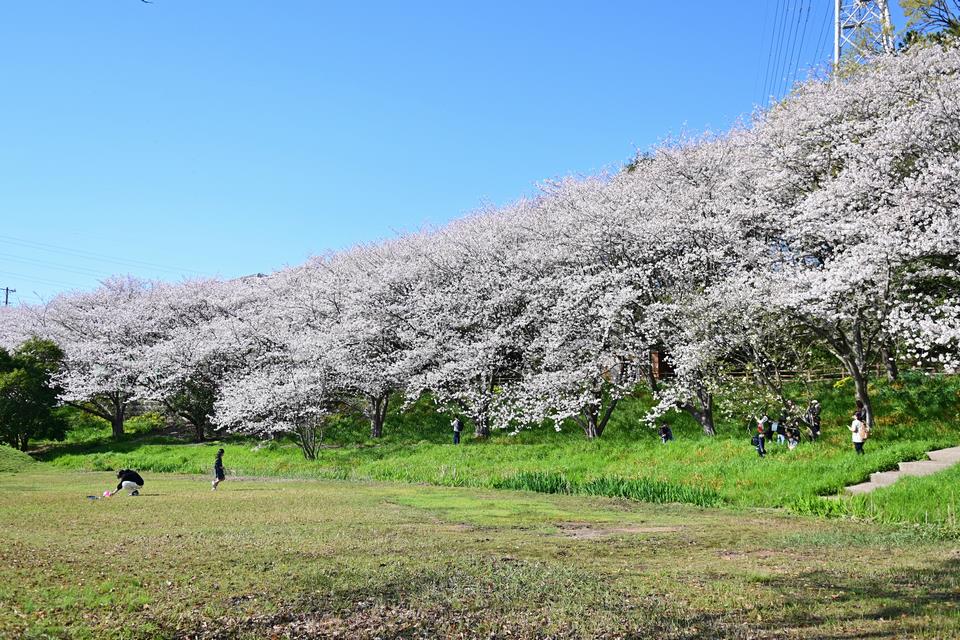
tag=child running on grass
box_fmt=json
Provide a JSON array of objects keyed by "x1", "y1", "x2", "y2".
[{"x1": 212, "y1": 448, "x2": 225, "y2": 490}]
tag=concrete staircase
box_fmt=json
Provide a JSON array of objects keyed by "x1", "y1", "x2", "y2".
[{"x1": 843, "y1": 446, "x2": 960, "y2": 496}]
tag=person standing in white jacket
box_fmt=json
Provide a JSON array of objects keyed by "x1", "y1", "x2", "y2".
[{"x1": 849, "y1": 418, "x2": 867, "y2": 455}]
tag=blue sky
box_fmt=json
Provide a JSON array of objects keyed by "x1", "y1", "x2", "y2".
[{"x1": 0, "y1": 1, "x2": 905, "y2": 302}]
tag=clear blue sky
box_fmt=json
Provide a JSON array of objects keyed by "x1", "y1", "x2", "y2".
[{"x1": 0, "y1": 1, "x2": 905, "y2": 303}]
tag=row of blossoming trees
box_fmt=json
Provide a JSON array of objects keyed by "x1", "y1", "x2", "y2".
[{"x1": 1, "y1": 45, "x2": 959, "y2": 454}]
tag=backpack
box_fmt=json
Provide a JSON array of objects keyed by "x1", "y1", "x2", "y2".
[{"x1": 858, "y1": 422, "x2": 870, "y2": 441}]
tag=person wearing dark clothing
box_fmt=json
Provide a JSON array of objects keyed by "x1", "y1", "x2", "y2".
[
  {"x1": 854, "y1": 400, "x2": 867, "y2": 423},
  {"x1": 787, "y1": 424, "x2": 801, "y2": 450},
  {"x1": 452, "y1": 417, "x2": 463, "y2": 445},
  {"x1": 760, "y1": 415, "x2": 773, "y2": 441},
  {"x1": 805, "y1": 400, "x2": 822, "y2": 440},
  {"x1": 113, "y1": 469, "x2": 144, "y2": 496},
  {"x1": 212, "y1": 448, "x2": 225, "y2": 491},
  {"x1": 752, "y1": 424, "x2": 766, "y2": 458},
  {"x1": 658, "y1": 423, "x2": 674, "y2": 444}
]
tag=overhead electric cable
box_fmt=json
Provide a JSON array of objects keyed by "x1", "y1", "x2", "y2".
[
  {"x1": 778, "y1": 0, "x2": 803, "y2": 98},
  {"x1": 812, "y1": 0, "x2": 833, "y2": 72},
  {"x1": 0, "y1": 269, "x2": 86, "y2": 290},
  {"x1": 0, "y1": 252, "x2": 117, "y2": 279},
  {"x1": 788, "y1": 1, "x2": 813, "y2": 92},
  {"x1": 763, "y1": 0, "x2": 788, "y2": 101},
  {"x1": 0, "y1": 234, "x2": 203, "y2": 276},
  {"x1": 754, "y1": 0, "x2": 774, "y2": 106}
]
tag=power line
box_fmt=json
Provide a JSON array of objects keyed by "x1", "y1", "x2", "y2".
[
  {"x1": 778, "y1": 0, "x2": 803, "y2": 99},
  {"x1": 812, "y1": 1, "x2": 834, "y2": 72},
  {"x1": 0, "y1": 269, "x2": 88, "y2": 290},
  {"x1": 754, "y1": 0, "x2": 774, "y2": 106},
  {"x1": 0, "y1": 234, "x2": 204, "y2": 276},
  {"x1": 2, "y1": 287, "x2": 15, "y2": 306},
  {"x1": 788, "y1": 1, "x2": 813, "y2": 92},
  {"x1": 0, "y1": 252, "x2": 117, "y2": 279},
  {"x1": 763, "y1": 0, "x2": 788, "y2": 102}
]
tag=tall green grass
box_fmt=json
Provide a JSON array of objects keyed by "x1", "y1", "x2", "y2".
[{"x1": 492, "y1": 472, "x2": 724, "y2": 508}]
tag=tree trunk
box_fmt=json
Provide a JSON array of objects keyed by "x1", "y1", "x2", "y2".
[
  {"x1": 881, "y1": 342, "x2": 899, "y2": 382},
  {"x1": 576, "y1": 396, "x2": 619, "y2": 439},
  {"x1": 849, "y1": 363, "x2": 874, "y2": 430},
  {"x1": 193, "y1": 420, "x2": 206, "y2": 443},
  {"x1": 644, "y1": 364, "x2": 659, "y2": 394},
  {"x1": 368, "y1": 393, "x2": 390, "y2": 439},
  {"x1": 681, "y1": 385, "x2": 716, "y2": 436},
  {"x1": 472, "y1": 374, "x2": 494, "y2": 438},
  {"x1": 111, "y1": 413, "x2": 125, "y2": 439},
  {"x1": 296, "y1": 422, "x2": 320, "y2": 460},
  {"x1": 110, "y1": 391, "x2": 125, "y2": 439},
  {"x1": 474, "y1": 412, "x2": 490, "y2": 438},
  {"x1": 67, "y1": 393, "x2": 127, "y2": 438}
]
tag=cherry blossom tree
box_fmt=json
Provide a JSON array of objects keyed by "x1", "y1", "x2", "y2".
[
  {"x1": 749, "y1": 44, "x2": 960, "y2": 428},
  {"x1": 208, "y1": 268, "x2": 349, "y2": 458},
  {"x1": 41, "y1": 276, "x2": 156, "y2": 438},
  {"x1": 133, "y1": 277, "x2": 255, "y2": 441}
]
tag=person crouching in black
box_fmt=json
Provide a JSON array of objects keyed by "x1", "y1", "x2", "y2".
[
  {"x1": 658, "y1": 423, "x2": 674, "y2": 444},
  {"x1": 111, "y1": 469, "x2": 144, "y2": 496}
]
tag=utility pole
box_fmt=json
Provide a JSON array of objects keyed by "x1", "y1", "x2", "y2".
[
  {"x1": 2, "y1": 287, "x2": 15, "y2": 306},
  {"x1": 835, "y1": 0, "x2": 895, "y2": 71}
]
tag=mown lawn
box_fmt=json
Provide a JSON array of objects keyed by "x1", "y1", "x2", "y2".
[{"x1": 1, "y1": 469, "x2": 958, "y2": 639}]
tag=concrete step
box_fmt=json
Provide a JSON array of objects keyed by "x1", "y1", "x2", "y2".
[
  {"x1": 869, "y1": 471, "x2": 901, "y2": 486},
  {"x1": 897, "y1": 460, "x2": 952, "y2": 476},
  {"x1": 927, "y1": 447, "x2": 960, "y2": 464},
  {"x1": 834, "y1": 444, "x2": 960, "y2": 498},
  {"x1": 845, "y1": 481, "x2": 878, "y2": 495}
]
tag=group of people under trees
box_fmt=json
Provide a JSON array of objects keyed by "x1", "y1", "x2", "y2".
[
  {"x1": 751, "y1": 400, "x2": 821, "y2": 457},
  {"x1": 749, "y1": 399, "x2": 870, "y2": 457},
  {"x1": 448, "y1": 395, "x2": 872, "y2": 457}
]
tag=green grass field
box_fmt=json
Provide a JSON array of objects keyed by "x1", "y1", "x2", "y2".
[
  {"x1": 1, "y1": 469, "x2": 958, "y2": 639},
  {"x1": 2, "y1": 374, "x2": 959, "y2": 638},
  {"x1": 30, "y1": 374, "x2": 960, "y2": 532}
]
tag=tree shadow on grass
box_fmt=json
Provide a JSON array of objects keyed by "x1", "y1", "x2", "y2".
[{"x1": 754, "y1": 557, "x2": 960, "y2": 638}]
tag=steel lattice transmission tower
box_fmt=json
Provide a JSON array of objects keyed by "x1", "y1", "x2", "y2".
[{"x1": 834, "y1": 0, "x2": 894, "y2": 68}]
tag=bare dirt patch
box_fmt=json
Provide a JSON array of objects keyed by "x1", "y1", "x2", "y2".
[{"x1": 556, "y1": 522, "x2": 682, "y2": 539}]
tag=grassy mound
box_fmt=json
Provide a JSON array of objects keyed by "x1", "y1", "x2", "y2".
[{"x1": 0, "y1": 445, "x2": 35, "y2": 473}]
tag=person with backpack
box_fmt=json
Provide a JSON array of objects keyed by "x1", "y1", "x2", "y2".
[
  {"x1": 108, "y1": 469, "x2": 144, "y2": 496},
  {"x1": 211, "y1": 448, "x2": 226, "y2": 490},
  {"x1": 850, "y1": 416, "x2": 869, "y2": 455},
  {"x1": 452, "y1": 417, "x2": 463, "y2": 445}
]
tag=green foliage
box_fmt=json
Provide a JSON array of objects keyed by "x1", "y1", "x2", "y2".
[
  {"x1": 901, "y1": 0, "x2": 960, "y2": 43},
  {"x1": 124, "y1": 412, "x2": 165, "y2": 436},
  {"x1": 0, "y1": 444, "x2": 35, "y2": 473},
  {"x1": 0, "y1": 338, "x2": 67, "y2": 451},
  {"x1": 56, "y1": 407, "x2": 111, "y2": 444}
]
